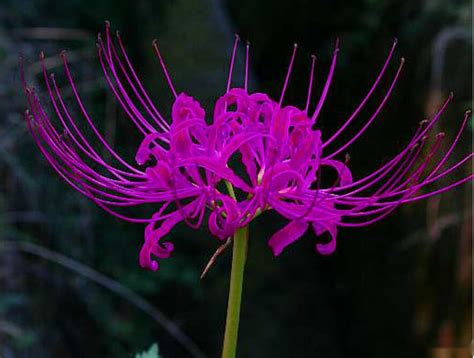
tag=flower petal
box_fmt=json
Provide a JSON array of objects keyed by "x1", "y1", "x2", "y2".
[
  {"x1": 139, "y1": 213, "x2": 180, "y2": 271},
  {"x1": 268, "y1": 220, "x2": 309, "y2": 256},
  {"x1": 312, "y1": 221, "x2": 338, "y2": 255},
  {"x1": 321, "y1": 159, "x2": 353, "y2": 186}
]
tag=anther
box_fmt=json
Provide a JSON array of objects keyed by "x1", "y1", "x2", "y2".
[
  {"x1": 345, "y1": 153, "x2": 351, "y2": 164},
  {"x1": 105, "y1": 20, "x2": 111, "y2": 28},
  {"x1": 279, "y1": 42, "x2": 298, "y2": 105},
  {"x1": 39, "y1": 51, "x2": 45, "y2": 60},
  {"x1": 409, "y1": 143, "x2": 420, "y2": 152}
]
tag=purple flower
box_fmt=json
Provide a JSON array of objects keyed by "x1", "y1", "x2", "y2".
[{"x1": 22, "y1": 23, "x2": 472, "y2": 271}]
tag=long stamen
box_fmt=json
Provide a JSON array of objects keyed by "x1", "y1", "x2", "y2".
[
  {"x1": 115, "y1": 30, "x2": 170, "y2": 128},
  {"x1": 299, "y1": 149, "x2": 471, "y2": 214},
  {"x1": 331, "y1": 121, "x2": 427, "y2": 195},
  {"x1": 152, "y1": 39, "x2": 177, "y2": 98},
  {"x1": 305, "y1": 54, "x2": 317, "y2": 113},
  {"x1": 244, "y1": 41, "x2": 250, "y2": 92},
  {"x1": 389, "y1": 133, "x2": 445, "y2": 193},
  {"x1": 426, "y1": 109, "x2": 471, "y2": 180},
  {"x1": 343, "y1": 154, "x2": 473, "y2": 209},
  {"x1": 332, "y1": 94, "x2": 453, "y2": 192},
  {"x1": 311, "y1": 38, "x2": 340, "y2": 123},
  {"x1": 323, "y1": 38, "x2": 398, "y2": 147},
  {"x1": 103, "y1": 26, "x2": 169, "y2": 132},
  {"x1": 339, "y1": 164, "x2": 429, "y2": 227},
  {"x1": 32, "y1": 108, "x2": 199, "y2": 204},
  {"x1": 344, "y1": 135, "x2": 443, "y2": 206},
  {"x1": 97, "y1": 42, "x2": 152, "y2": 135},
  {"x1": 102, "y1": 34, "x2": 165, "y2": 133},
  {"x1": 41, "y1": 53, "x2": 143, "y2": 181},
  {"x1": 374, "y1": 140, "x2": 425, "y2": 195},
  {"x1": 279, "y1": 43, "x2": 298, "y2": 106},
  {"x1": 61, "y1": 50, "x2": 146, "y2": 173},
  {"x1": 342, "y1": 133, "x2": 447, "y2": 210},
  {"x1": 383, "y1": 174, "x2": 473, "y2": 205},
  {"x1": 325, "y1": 57, "x2": 405, "y2": 159},
  {"x1": 226, "y1": 34, "x2": 240, "y2": 93},
  {"x1": 25, "y1": 95, "x2": 143, "y2": 205},
  {"x1": 28, "y1": 95, "x2": 159, "y2": 201}
]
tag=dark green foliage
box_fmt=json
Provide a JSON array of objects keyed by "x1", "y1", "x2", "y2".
[
  {"x1": 135, "y1": 343, "x2": 162, "y2": 358},
  {"x1": 0, "y1": 0, "x2": 471, "y2": 357}
]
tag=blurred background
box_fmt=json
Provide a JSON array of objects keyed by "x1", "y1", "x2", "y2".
[{"x1": 0, "y1": 0, "x2": 472, "y2": 357}]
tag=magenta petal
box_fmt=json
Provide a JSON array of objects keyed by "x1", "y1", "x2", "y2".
[
  {"x1": 139, "y1": 213, "x2": 182, "y2": 271},
  {"x1": 313, "y1": 221, "x2": 337, "y2": 255},
  {"x1": 270, "y1": 108, "x2": 291, "y2": 145},
  {"x1": 172, "y1": 93, "x2": 205, "y2": 124},
  {"x1": 136, "y1": 133, "x2": 163, "y2": 165},
  {"x1": 208, "y1": 194, "x2": 240, "y2": 239},
  {"x1": 268, "y1": 220, "x2": 309, "y2": 256},
  {"x1": 25, "y1": 31, "x2": 471, "y2": 274},
  {"x1": 321, "y1": 159, "x2": 353, "y2": 186}
]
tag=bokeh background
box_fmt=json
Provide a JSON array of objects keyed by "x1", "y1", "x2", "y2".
[{"x1": 0, "y1": 0, "x2": 472, "y2": 357}]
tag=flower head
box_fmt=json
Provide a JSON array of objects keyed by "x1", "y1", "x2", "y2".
[{"x1": 22, "y1": 23, "x2": 472, "y2": 271}]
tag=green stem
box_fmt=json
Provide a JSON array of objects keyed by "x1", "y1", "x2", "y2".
[{"x1": 221, "y1": 225, "x2": 249, "y2": 358}]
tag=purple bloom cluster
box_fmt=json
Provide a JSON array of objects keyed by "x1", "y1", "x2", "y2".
[{"x1": 22, "y1": 23, "x2": 472, "y2": 271}]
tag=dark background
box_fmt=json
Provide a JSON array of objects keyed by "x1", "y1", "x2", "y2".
[{"x1": 0, "y1": 0, "x2": 472, "y2": 357}]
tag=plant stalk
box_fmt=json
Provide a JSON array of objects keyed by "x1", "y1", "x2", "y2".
[{"x1": 221, "y1": 225, "x2": 249, "y2": 358}]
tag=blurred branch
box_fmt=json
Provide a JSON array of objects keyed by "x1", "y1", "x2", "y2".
[
  {"x1": 0, "y1": 240, "x2": 206, "y2": 358},
  {"x1": 430, "y1": 26, "x2": 470, "y2": 91},
  {"x1": 25, "y1": 49, "x2": 93, "y2": 76},
  {"x1": 0, "y1": 321, "x2": 24, "y2": 339},
  {"x1": 425, "y1": 26, "x2": 470, "y2": 118},
  {"x1": 2, "y1": 211, "x2": 48, "y2": 224},
  {"x1": 13, "y1": 28, "x2": 92, "y2": 41},
  {"x1": 392, "y1": 213, "x2": 467, "y2": 254},
  {"x1": 0, "y1": 123, "x2": 28, "y2": 151}
]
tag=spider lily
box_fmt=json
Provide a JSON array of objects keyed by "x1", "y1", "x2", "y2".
[{"x1": 22, "y1": 22, "x2": 472, "y2": 273}]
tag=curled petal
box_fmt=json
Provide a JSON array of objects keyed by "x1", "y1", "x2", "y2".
[
  {"x1": 270, "y1": 108, "x2": 291, "y2": 149},
  {"x1": 321, "y1": 159, "x2": 353, "y2": 186},
  {"x1": 177, "y1": 156, "x2": 253, "y2": 192},
  {"x1": 268, "y1": 220, "x2": 309, "y2": 256},
  {"x1": 312, "y1": 221, "x2": 338, "y2": 255},
  {"x1": 145, "y1": 161, "x2": 172, "y2": 187},
  {"x1": 290, "y1": 130, "x2": 322, "y2": 171},
  {"x1": 172, "y1": 93, "x2": 205, "y2": 124},
  {"x1": 208, "y1": 194, "x2": 240, "y2": 240},
  {"x1": 139, "y1": 213, "x2": 181, "y2": 271}
]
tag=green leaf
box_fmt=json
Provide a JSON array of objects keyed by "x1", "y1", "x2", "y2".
[{"x1": 134, "y1": 343, "x2": 161, "y2": 358}]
